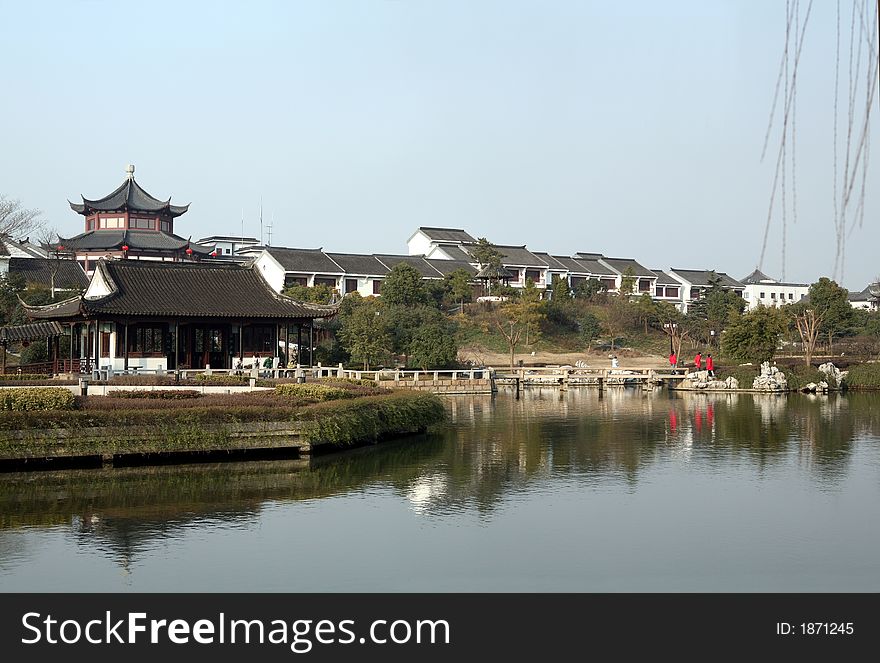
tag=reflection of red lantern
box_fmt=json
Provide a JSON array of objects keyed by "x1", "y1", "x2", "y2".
[
  {"x1": 22, "y1": 341, "x2": 30, "y2": 348},
  {"x1": 185, "y1": 247, "x2": 193, "y2": 256},
  {"x1": 121, "y1": 245, "x2": 129, "y2": 252}
]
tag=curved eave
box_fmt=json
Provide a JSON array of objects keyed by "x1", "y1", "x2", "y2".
[{"x1": 20, "y1": 294, "x2": 85, "y2": 320}]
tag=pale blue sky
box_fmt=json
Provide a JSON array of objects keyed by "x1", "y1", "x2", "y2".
[{"x1": 1, "y1": 1, "x2": 877, "y2": 288}]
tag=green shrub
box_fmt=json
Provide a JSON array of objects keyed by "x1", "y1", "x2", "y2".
[
  {"x1": 300, "y1": 392, "x2": 446, "y2": 446},
  {"x1": 783, "y1": 366, "x2": 829, "y2": 391},
  {"x1": 0, "y1": 374, "x2": 51, "y2": 381},
  {"x1": 275, "y1": 383, "x2": 354, "y2": 401},
  {"x1": 714, "y1": 365, "x2": 759, "y2": 388},
  {"x1": 0, "y1": 387, "x2": 76, "y2": 411},
  {"x1": 110, "y1": 390, "x2": 203, "y2": 400},
  {"x1": 843, "y1": 363, "x2": 880, "y2": 390},
  {"x1": 194, "y1": 374, "x2": 252, "y2": 385}
]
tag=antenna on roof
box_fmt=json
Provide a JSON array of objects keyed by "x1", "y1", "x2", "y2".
[
  {"x1": 125, "y1": 164, "x2": 135, "y2": 180},
  {"x1": 267, "y1": 211, "x2": 273, "y2": 247},
  {"x1": 259, "y1": 197, "x2": 263, "y2": 246}
]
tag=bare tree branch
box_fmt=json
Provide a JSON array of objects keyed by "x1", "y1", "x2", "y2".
[{"x1": 0, "y1": 194, "x2": 45, "y2": 238}]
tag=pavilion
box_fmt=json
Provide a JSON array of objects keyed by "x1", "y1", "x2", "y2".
[
  {"x1": 60, "y1": 165, "x2": 214, "y2": 273},
  {"x1": 22, "y1": 259, "x2": 337, "y2": 372}
]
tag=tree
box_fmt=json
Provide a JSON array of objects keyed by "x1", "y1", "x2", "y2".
[
  {"x1": 445, "y1": 268, "x2": 473, "y2": 313},
  {"x1": 337, "y1": 298, "x2": 391, "y2": 370},
  {"x1": 409, "y1": 321, "x2": 459, "y2": 369},
  {"x1": 385, "y1": 304, "x2": 445, "y2": 365},
  {"x1": 469, "y1": 237, "x2": 505, "y2": 295},
  {"x1": 573, "y1": 278, "x2": 606, "y2": 302},
  {"x1": 0, "y1": 194, "x2": 45, "y2": 237},
  {"x1": 489, "y1": 292, "x2": 545, "y2": 367},
  {"x1": 687, "y1": 271, "x2": 745, "y2": 344},
  {"x1": 469, "y1": 237, "x2": 504, "y2": 271},
  {"x1": 381, "y1": 263, "x2": 428, "y2": 307},
  {"x1": 578, "y1": 310, "x2": 602, "y2": 348},
  {"x1": 619, "y1": 266, "x2": 636, "y2": 297},
  {"x1": 519, "y1": 279, "x2": 545, "y2": 347},
  {"x1": 721, "y1": 306, "x2": 786, "y2": 364},
  {"x1": 634, "y1": 293, "x2": 659, "y2": 335},
  {"x1": 282, "y1": 283, "x2": 335, "y2": 304},
  {"x1": 655, "y1": 301, "x2": 688, "y2": 361},
  {"x1": 791, "y1": 305, "x2": 823, "y2": 366},
  {"x1": 550, "y1": 275, "x2": 571, "y2": 301},
  {"x1": 602, "y1": 296, "x2": 637, "y2": 350},
  {"x1": 807, "y1": 277, "x2": 852, "y2": 352}
]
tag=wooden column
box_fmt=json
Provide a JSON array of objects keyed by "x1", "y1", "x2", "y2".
[
  {"x1": 1, "y1": 340, "x2": 6, "y2": 375},
  {"x1": 297, "y1": 324, "x2": 302, "y2": 366},
  {"x1": 123, "y1": 322, "x2": 129, "y2": 370},
  {"x1": 69, "y1": 323, "x2": 75, "y2": 373},
  {"x1": 308, "y1": 321, "x2": 314, "y2": 367},
  {"x1": 174, "y1": 320, "x2": 180, "y2": 371}
]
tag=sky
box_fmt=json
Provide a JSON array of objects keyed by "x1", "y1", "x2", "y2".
[{"x1": 1, "y1": 0, "x2": 878, "y2": 289}]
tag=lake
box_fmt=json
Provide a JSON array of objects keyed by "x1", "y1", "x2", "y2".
[{"x1": 1, "y1": 388, "x2": 878, "y2": 592}]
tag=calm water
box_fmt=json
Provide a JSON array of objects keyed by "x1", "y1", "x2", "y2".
[{"x1": 1, "y1": 388, "x2": 879, "y2": 592}]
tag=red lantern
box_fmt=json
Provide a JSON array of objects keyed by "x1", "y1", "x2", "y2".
[
  {"x1": 210, "y1": 251, "x2": 218, "y2": 257},
  {"x1": 185, "y1": 247, "x2": 194, "y2": 256},
  {"x1": 57, "y1": 245, "x2": 65, "y2": 251},
  {"x1": 121, "y1": 245, "x2": 129, "y2": 252}
]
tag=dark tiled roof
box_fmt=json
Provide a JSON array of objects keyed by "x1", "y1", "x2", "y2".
[
  {"x1": 57, "y1": 230, "x2": 213, "y2": 255},
  {"x1": 265, "y1": 247, "x2": 343, "y2": 274},
  {"x1": 197, "y1": 236, "x2": 259, "y2": 242},
  {"x1": 530, "y1": 252, "x2": 569, "y2": 271},
  {"x1": 326, "y1": 253, "x2": 389, "y2": 276},
  {"x1": 670, "y1": 269, "x2": 744, "y2": 288},
  {"x1": 741, "y1": 269, "x2": 809, "y2": 287},
  {"x1": 375, "y1": 255, "x2": 443, "y2": 277},
  {"x1": 848, "y1": 286, "x2": 873, "y2": 301},
  {"x1": 431, "y1": 244, "x2": 474, "y2": 261},
  {"x1": 564, "y1": 255, "x2": 616, "y2": 276},
  {"x1": 69, "y1": 175, "x2": 189, "y2": 217},
  {"x1": 651, "y1": 270, "x2": 680, "y2": 286},
  {"x1": 426, "y1": 259, "x2": 477, "y2": 276},
  {"x1": 24, "y1": 261, "x2": 337, "y2": 321},
  {"x1": 417, "y1": 227, "x2": 476, "y2": 243},
  {"x1": 0, "y1": 321, "x2": 65, "y2": 342},
  {"x1": 549, "y1": 255, "x2": 610, "y2": 276},
  {"x1": 9, "y1": 257, "x2": 89, "y2": 290},
  {"x1": 495, "y1": 245, "x2": 547, "y2": 267},
  {"x1": 598, "y1": 257, "x2": 656, "y2": 278}
]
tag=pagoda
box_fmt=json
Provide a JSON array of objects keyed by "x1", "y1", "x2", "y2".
[{"x1": 60, "y1": 165, "x2": 214, "y2": 273}]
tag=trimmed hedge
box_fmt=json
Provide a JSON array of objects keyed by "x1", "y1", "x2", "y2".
[
  {"x1": 0, "y1": 374, "x2": 52, "y2": 381},
  {"x1": 275, "y1": 384, "x2": 354, "y2": 401},
  {"x1": 110, "y1": 390, "x2": 203, "y2": 400},
  {"x1": 193, "y1": 374, "x2": 253, "y2": 385},
  {"x1": 300, "y1": 392, "x2": 446, "y2": 447},
  {"x1": 843, "y1": 363, "x2": 880, "y2": 390},
  {"x1": 0, "y1": 387, "x2": 76, "y2": 411}
]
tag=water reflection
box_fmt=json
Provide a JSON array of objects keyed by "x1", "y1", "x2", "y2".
[{"x1": 1, "y1": 388, "x2": 878, "y2": 579}]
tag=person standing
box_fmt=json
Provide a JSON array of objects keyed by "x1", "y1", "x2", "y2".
[
  {"x1": 706, "y1": 354, "x2": 714, "y2": 377},
  {"x1": 611, "y1": 355, "x2": 619, "y2": 369},
  {"x1": 669, "y1": 351, "x2": 677, "y2": 368},
  {"x1": 694, "y1": 351, "x2": 702, "y2": 371}
]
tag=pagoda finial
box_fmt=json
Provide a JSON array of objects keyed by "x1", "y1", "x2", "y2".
[{"x1": 125, "y1": 164, "x2": 135, "y2": 179}]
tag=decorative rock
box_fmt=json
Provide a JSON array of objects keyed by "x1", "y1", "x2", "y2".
[
  {"x1": 818, "y1": 362, "x2": 847, "y2": 386},
  {"x1": 752, "y1": 361, "x2": 788, "y2": 391}
]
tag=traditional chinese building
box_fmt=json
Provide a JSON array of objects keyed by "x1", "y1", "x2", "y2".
[
  {"x1": 22, "y1": 259, "x2": 337, "y2": 372},
  {"x1": 60, "y1": 165, "x2": 214, "y2": 274}
]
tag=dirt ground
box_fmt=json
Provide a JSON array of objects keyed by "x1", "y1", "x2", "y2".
[{"x1": 459, "y1": 346, "x2": 670, "y2": 369}]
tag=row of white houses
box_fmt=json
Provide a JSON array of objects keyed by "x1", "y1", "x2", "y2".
[{"x1": 197, "y1": 226, "x2": 843, "y2": 313}]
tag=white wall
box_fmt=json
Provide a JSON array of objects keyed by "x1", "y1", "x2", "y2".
[
  {"x1": 254, "y1": 250, "x2": 286, "y2": 292},
  {"x1": 407, "y1": 231, "x2": 433, "y2": 257},
  {"x1": 743, "y1": 283, "x2": 809, "y2": 310}
]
